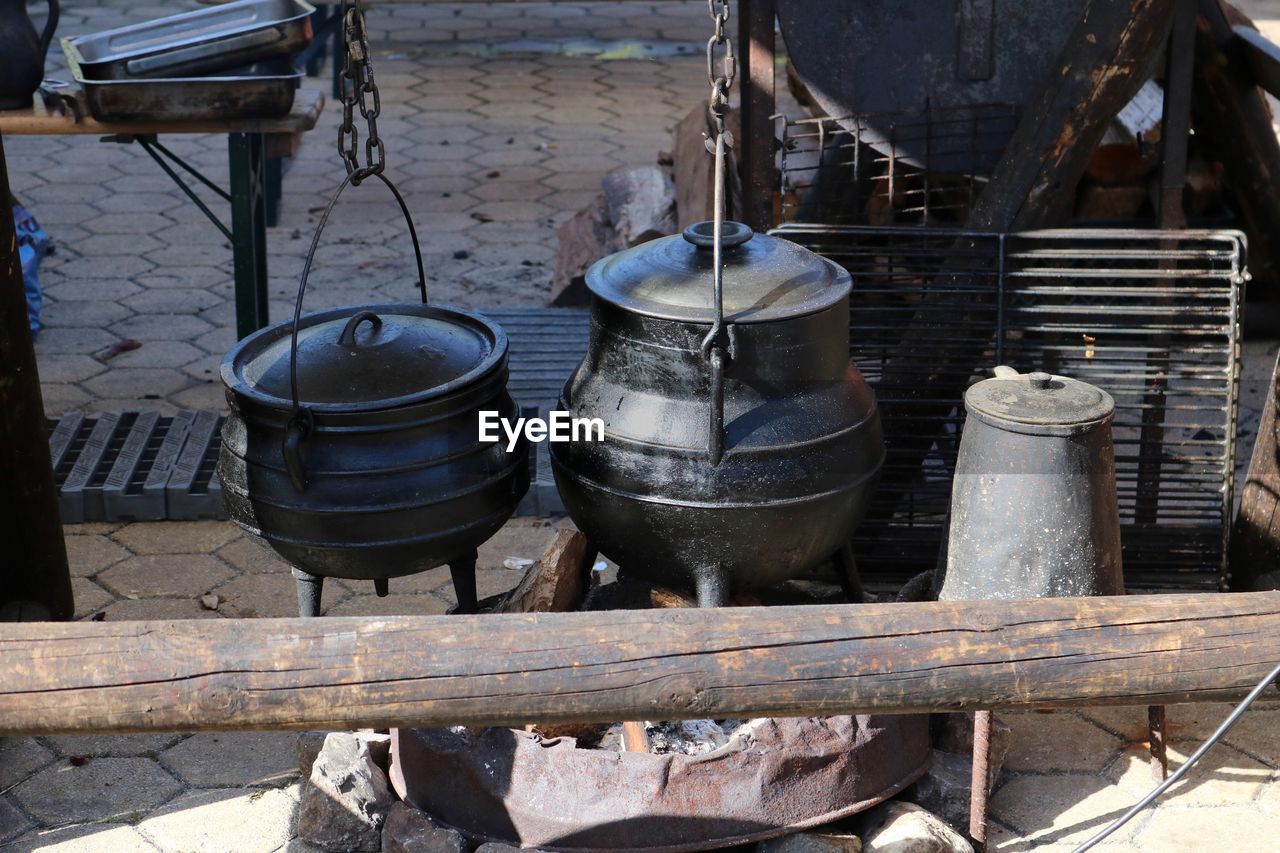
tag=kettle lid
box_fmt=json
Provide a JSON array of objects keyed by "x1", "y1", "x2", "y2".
[
  {"x1": 965, "y1": 368, "x2": 1114, "y2": 434},
  {"x1": 585, "y1": 221, "x2": 850, "y2": 323},
  {"x1": 223, "y1": 303, "x2": 503, "y2": 410}
]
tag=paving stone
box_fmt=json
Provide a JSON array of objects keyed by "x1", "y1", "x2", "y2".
[
  {"x1": 1129, "y1": 804, "x2": 1280, "y2": 851},
  {"x1": 138, "y1": 785, "x2": 300, "y2": 853},
  {"x1": 108, "y1": 312, "x2": 215, "y2": 341},
  {"x1": 94, "y1": 192, "x2": 185, "y2": 214},
  {"x1": 82, "y1": 366, "x2": 191, "y2": 399},
  {"x1": 34, "y1": 327, "x2": 119, "y2": 355},
  {"x1": 112, "y1": 521, "x2": 239, "y2": 554},
  {"x1": 11, "y1": 756, "x2": 182, "y2": 825},
  {"x1": 160, "y1": 732, "x2": 299, "y2": 788},
  {"x1": 5, "y1": 822, "x2": 161, "y2": 852},
  {"x1": 103, "y1": 339, "x2": 206, "y2": 369},
  {"x1": 71, "y1": 577, "x2": 115, "y2": 619},
  {"x1": 0, "y1": 739, "x2": 56, "y2": 790},
  {"x1": 122, "y1": 288, "x2": 224, "y2": 314},
  {"x1": 97, "y1": 596, "x2": 221, "y2": 621},
  {"x1": 0, "y1": 796, "x2": 33, "y2": 844},
  {"x1": 45, "y1": 733, "x2": 185, "y2": 759},
  {"x1": 170, "y1": 380, "x2": 230, "y2": 410},
  {"x1": 1002, "y1": 711, "x2": 1122, "y2": 773},
  {"x1": 75, "y1": 233, "x2": 166, "y2": 257},
  {"x1": 37, "y1": 299, "x2": 131, "y2": 328},
  {"x1": 30, "y1": 353, "x2": 106, "y2": 384},
  {"x1": 990, "y1": 775, "x2": 1143, "y2": 847},
  {"x1": 1107, "y1": 741, "x2": 1271, "y2": 806},
  {"x1": 97, "y1": 554, "x2": 236, "y2": 599},
  {"x1": 211, "y1": 572, "x2": 301, "y2": 618},
  {"x1": 323, "y1": 593, "x2": 450, "y2": 617},
  {"x1": 63, "y1": 533, "x2": 130, "y2": 577},
  {"x1": 215, "y1": 536, "x2": 291, "y2": 574}
]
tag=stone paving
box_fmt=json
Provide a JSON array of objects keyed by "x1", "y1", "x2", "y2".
[{"x1": 6, "y1": 0, "x2": 1280, "y2": 851}]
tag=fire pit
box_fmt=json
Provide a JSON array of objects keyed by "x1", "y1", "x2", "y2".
[{"x1": 391, "y1": 715, "x2": 929, "y2": 851}]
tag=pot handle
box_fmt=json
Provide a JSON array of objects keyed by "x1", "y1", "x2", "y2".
[
  {"x1": 697, "y1": 128, "x2": 736, "y2": 466},
  {"x1": 38, "y1": 0, "x2": 60, "y2": 62},
  {"x1": 283, "y1": 170, "x2": 426, "y2": 492}
]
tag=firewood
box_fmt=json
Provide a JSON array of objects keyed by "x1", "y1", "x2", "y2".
[
  {"x1": 671, "y1": 102, "x2": 741, "y2": 229},
  {"x1": 497, "y1": 529, "x2": 595, "y2": 616}
]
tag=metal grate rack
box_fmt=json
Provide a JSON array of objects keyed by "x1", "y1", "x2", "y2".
[
  {"x1": 776, "y1": 104, "x2": 1020, "y2": 227},
  {"x1": 772, "y1": 224, "x2": 1244, "y2": 591}
]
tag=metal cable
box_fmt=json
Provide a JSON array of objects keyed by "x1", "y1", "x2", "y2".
[{"x1": 1071, "y1": 661, "x2": 1280, "y2": 852}]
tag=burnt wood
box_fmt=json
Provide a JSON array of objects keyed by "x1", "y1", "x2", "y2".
[
  {"x1": 0, "y1": 591, "x2": 1277, "y2": 735},
  {"x1": 1231, "y1": 349, "x2": 1280, "y2": 590},
  {"x1": 867, "y1": 0, "x2": 1174, "y2": 521},
  {"x1": 1193, "y1": 0, "x2": 1280, "y2": 297},
  {"x1": 0, "y1": 133, "x2": 74, "y2": 621}
]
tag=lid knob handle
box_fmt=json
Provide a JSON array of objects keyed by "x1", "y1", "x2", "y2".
[
  {"x1": 683, "y1": 220, "x2": 753, "y2": 250},
  {"x1": 1029, "y1": 371, "x2": 1053, "y2": 389},
  {"x1": 337, "y1": 311, "x2": 383, "y2": 348}
]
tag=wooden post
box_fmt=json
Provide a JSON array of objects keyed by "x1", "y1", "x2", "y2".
[
  {"x1": 1232, "y1": 349, "x2": 1280, "y2": 590},
  {"x1": 0, "y1": 132, "x2": 73, "y2": 622},
  {"x1": 738, "y1": 0, "x2": 777, "y2": 231},
  {"x1": 0, "y1": 591, "x2": 1277, "y2": 736}
]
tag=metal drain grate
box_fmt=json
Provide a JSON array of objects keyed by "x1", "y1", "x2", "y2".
[
  {"x1": 49, "y1": 409, "x2": 226, "y2": 523},
  {"x1": 47, "y1": 307, "x2": 592, "y2": 523}
]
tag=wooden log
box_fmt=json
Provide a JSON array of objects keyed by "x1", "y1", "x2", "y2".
[
  {"x1": 0, "y1": 592, "x2": 1277, "y2": 736},
  {"x1": 671, "y1": 102, "x2": 742, "y2": 230},
  {"x1": 0, "y1": 133, "x2": 74, "y2": 621},
  {"x1": 1231, "y1": 349, "x2": 1280, "y2": 590},
  {"x1": 497, "y1": 529, "x2": 595, "y2": 615}
]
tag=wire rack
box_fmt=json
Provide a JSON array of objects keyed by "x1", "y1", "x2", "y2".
[
  {"x1": 771, "y1": 224, "x2": 1244, "y2": 592},
  {"x1": 776, "y1": 104, "x2": 1020, "y2": 226}
]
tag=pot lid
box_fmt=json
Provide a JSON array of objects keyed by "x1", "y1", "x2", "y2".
[
  {"x1": 965, "y1": 368, "x2": 1114, "y2": 432},
  {"x1": 585, "y1": 221, "x2": 851, "y2": 323},
  {"x1": 224, "y1": 304, "x2": 502, "y2": 410}
]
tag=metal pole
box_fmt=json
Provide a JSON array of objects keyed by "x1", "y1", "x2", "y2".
[{"x1": 0, "y1": 131, "x2": 74, "y2": 621}]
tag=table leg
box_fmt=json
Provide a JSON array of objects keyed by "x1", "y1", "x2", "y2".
[
  {"x1": 265, "y1": 154, "x2": 283, "y2": 228},
  {"x1": 228, "y1": 132, "x2": 270, "y2": 339}
]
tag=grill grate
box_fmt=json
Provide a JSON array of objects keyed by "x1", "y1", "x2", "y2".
[
  {"x1": 773, "y1": 224, "x2": 1244, "y2": 591},
  {"x1": 777, "y1": 104, "x2": 1020, "y2": 227}
]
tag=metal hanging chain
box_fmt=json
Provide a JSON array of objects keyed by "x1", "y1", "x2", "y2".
[{"x1": 338, "y1": 0, "x2": 385, "y2": 184}]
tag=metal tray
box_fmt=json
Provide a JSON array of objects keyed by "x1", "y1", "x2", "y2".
[
  {"x1": 62, "y1": 0, "x2": 314, "y2": 81},
  {"x1": 69, "y1": 57, "x2": 302, "y2": 123}
]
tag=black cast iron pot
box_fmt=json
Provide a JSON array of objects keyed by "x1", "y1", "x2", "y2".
[
  {"x1": 550, "y1": 221, "x2": 884, "y2": 606},
  {"x1": 218, "y1": 175, "x2": 528, "y2": 616}
]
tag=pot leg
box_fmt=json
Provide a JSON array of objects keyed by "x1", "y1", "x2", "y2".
[
  {"x1": 835, "y1": 542, "x2": 865, "y2": 604},
  {"x1": 449, "y1": 550, "x2": 479, "y2": 615},
  {"x1": 374, "y1": 578, "x2": 389, "y2": 598},
  {"x1": 695, "y1": 566, "x2": 730, "y2": 608},
  {"x1": 292, "y1": 567, "x2": 324, "y2": 618}
]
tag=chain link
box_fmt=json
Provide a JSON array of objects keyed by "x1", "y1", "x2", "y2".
[
  {"x1": 337, "y1": 0, "x2": 385, "y2": 184},
  {"x1": 705, "y1": 0, "x2": 735, "y2": 139}
]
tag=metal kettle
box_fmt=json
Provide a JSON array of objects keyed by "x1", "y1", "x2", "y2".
[
  {"x1": 939, "y1": 366, "x2": 1124, "y2": 600},
  {"x1": 0, "y1": 0, "x2": 59, "y2": 110}
]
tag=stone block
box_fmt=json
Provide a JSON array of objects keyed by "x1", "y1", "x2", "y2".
[
  {"x1": 381, "y1": 801, "x2": 466, "y2": 853},
  {"x1": 296, "y1": 733, "x2": 393, "y2": 852},
  {"x1": 860, "y1": 802, "x2": 972, "y2": 853}
]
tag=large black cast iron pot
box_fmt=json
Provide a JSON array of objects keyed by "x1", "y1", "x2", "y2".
[
  {"x1": 550, "y1": 221, "x2": 884, "y2": 606},
  {"x1": 218, "y1": 177, "x2": 528, "y2": 617}
]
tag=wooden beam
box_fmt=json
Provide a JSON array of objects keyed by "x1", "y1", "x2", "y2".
[
  {"x1": 0, "y1": 592, "x2": 1277, "y2": 736},
  {"x1": 737, "y1": 0, "x2": 777, "y2": 231},
  {"x1": 1192, "y1": 0, "x2": 1280, "y2": 298},
  {"x1": 0, "y1": 133, "x2": 74, "y2": 621}
]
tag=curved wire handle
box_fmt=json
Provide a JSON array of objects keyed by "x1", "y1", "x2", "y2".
[{"x1": 282, "y1": 171, "x2": 427, "y2": 490}]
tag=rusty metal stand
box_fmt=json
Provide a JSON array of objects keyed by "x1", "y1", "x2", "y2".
[
  {"x1": 969, "y1": 710, "x2": 993, "y2": 853},
  {"x1": 0, "y1": 131, "x2": 74, "y2": 621}
]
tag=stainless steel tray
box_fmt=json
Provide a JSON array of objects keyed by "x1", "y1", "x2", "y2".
[
  {"x1": 62, "y1": 0, "x2": 314, "y2": 81},
  {"x1": 68, "y1": 56, "x2": 302, "y2": 123}
]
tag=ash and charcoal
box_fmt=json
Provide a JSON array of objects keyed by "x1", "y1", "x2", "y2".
[{"x1": 597, "y1": 718, "x2": 760, "y2": 755}]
